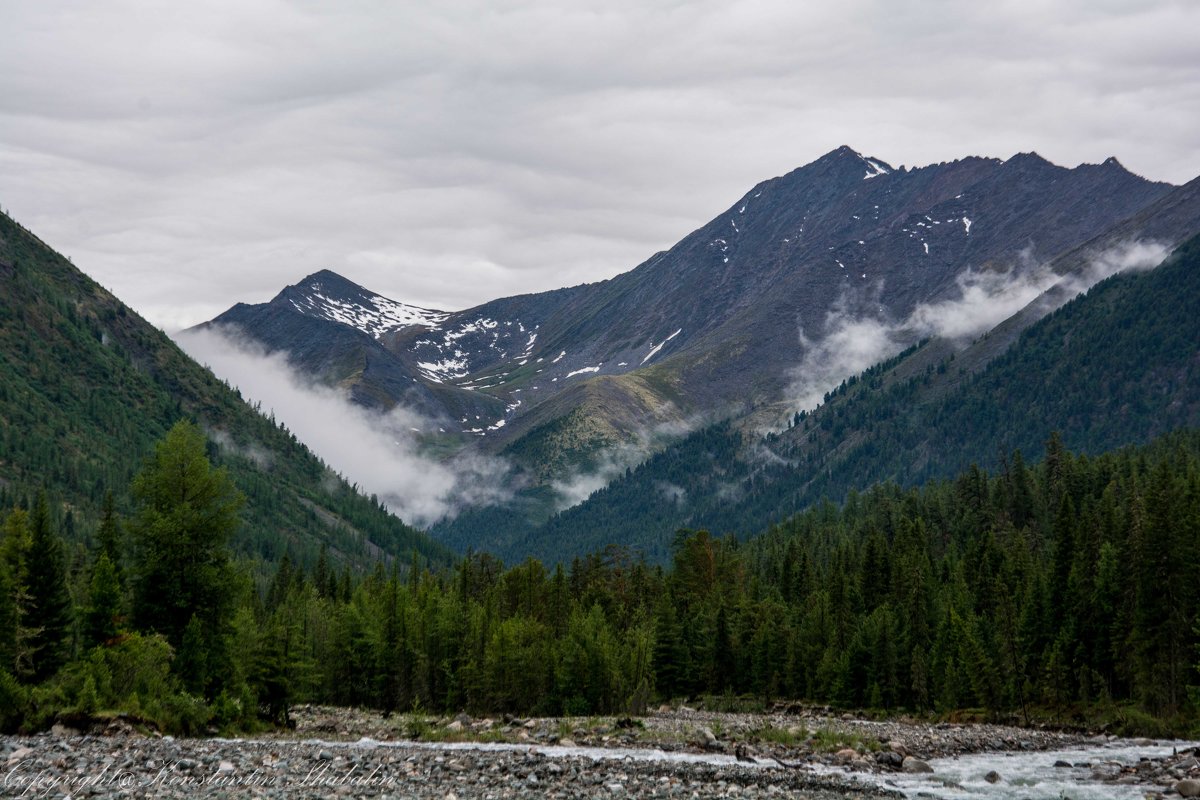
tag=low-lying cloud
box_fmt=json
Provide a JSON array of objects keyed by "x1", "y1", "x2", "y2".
[
  {"x1": 177, "y1": 326, "x2": 511, "y2": 527},
  {"x1": 786, "y1": 239, "x2": 1170, "y2": 413},
  {"x1": 548, "y1": 409, "x2": 731, "y2": 512}
]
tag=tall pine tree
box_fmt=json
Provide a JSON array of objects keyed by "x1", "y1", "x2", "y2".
[{"x1": 25, "y1": 492, "x2": 72, "y2": 682}]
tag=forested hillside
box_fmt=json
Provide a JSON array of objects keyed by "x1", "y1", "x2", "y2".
[
  {"x1": 6, "y1": 427, "x2": 1195, "y2": 734},
  {"x1": 507, "y1": 233, "x2": 1200, "y2": 564},
  {"x1": 0, "y1": 210, "x2": 450, "y2": 574}
]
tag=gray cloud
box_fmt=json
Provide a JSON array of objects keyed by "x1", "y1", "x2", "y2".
[
  {"x1": 176, "y1": 326, "x2": 511, "y2": 526},
  {"x1": 1, "y1": 1, "x2": 1197, "y2": 332}
]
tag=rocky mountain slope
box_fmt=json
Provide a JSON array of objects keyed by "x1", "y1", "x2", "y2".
[
  {"x1": 202, "y1": 147, "x2": 1184, "y2": 549},
  {"x1": 499, "y1": 217, "x2": 1200, "y2": 564}
]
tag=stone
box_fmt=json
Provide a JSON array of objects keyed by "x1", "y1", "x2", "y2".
[
  {"x1": 6, "y1": 747, "x2": 35, "y2": 766},
  {"x1": 984, "y1": 770, "x2": 1002, "y2": 784},
  {"x1": 1177, "y1": 779, "x2": 1200, "y2": 797},
  {"x1": 1054, "y1": 760, "x2": 1072, "y2": 768},
  {"x1": 558, "y1": 738, "x2": 577, "y2": 748},
  {"x1": 877, "y1": 751, "x2": 904, "y2": 769},
  {"x1": 318, "y1": 749, "x2": 334, "y2": 760},
  {"x1": 834, "y1": 748, "x2": 858, "y2": 765},
  {"x1": 217, "y1": 760, "x2": 235, "y2": 774},
  {"x1": 446, "y1": 720, "x2": 464, "y2": 732},
  {"x1": 902, "y1": 756, "x2": 934, "y2": 774}
]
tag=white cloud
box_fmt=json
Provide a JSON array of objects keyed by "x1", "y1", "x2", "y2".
[
  {"x1": 176, "y1": 326, "x2": 511, "y2": 527},
  {"x1": 0, "y1": 2, "x2": 1196, "y2": 331},
  {"x1": 786, "y1": 239, "x2": 1170, "y2": 412}
]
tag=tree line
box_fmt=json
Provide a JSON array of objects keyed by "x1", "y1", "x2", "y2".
[{"x1": 2, "y1": 422, "x2": 1199, "y2": 735}]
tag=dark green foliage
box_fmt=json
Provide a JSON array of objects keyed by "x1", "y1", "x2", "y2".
[
  {"x1": 25, "y1": 493, "x2": 71, "y2": 682},
  {"x1": 129, "y1": 420, "x2": 242, "y2": 664},
  {"x1": 83, "y1": 553, "x2": 121, "y2": 648},
  {"x1": 95, "y1": 491, "x2": 122, "y2": 573},
  {"x1": 3, "y1": 427, "x2": 1200, "y2": 733},
  {"x1": 496, "y1": 235, "x2": 1200, "y2": 564},
  {"x1": 0, "y1": 209, "x2": 450, "y2": 579}
]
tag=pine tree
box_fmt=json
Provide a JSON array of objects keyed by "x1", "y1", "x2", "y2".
[
  {"x1": 96, "y1": 490, "x2": 122, "y2": 575},
  {"x1": 84, "y1": 552, "x2": 122, "y2": 647},
  {"x1": 129, "y1": 420, "x2": 243, "y2": 693},
  {"x1": 0, "y1": 559, "x2": 16, "y2": 675},
  {"x1": 0, "y1": 509, "x2": 36, "y2": 679},
  {"x1": 25, "y1": 492, "x2": 72, "y2": 681}
]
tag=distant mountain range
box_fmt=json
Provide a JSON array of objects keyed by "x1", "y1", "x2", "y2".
[{"x1": 198, "y1": 147, "x2": 1200, "y2": 561}]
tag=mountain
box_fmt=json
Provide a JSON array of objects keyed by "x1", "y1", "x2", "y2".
[
  {"x1": 505, "y1": 215, "x2": 1200, "y2": 565},
  {"x1": 204, "y1": 148, "x2": 1175, "y2": 532},
  {"x1": 0, "y1": 209, "x2": 451, "y2": 574}
]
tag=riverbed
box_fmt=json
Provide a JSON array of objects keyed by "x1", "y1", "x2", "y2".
[{"x1": 2, "y1": 708, "x2": 1196, "y2": 799}]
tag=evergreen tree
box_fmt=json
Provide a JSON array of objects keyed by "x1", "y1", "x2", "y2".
[
  {"x1": 0, "y1": 559, "x2": 16, "y2": 675},
  {"x1": 96, "y1": 490, "x2": 122, "y2": 575},
  {"x1": 84, "y1": 552, "x2": 122, "y2": 647},
  {"x1": 25, "y1": 492, "x2": 71, "y2": 681},
  {"x1": 129, "y1": 420, "x2": 243, "y2": 692}
]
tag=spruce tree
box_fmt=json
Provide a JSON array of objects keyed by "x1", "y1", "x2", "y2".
[
  {"x1": 25, "y1": 492, "x2": 72, "y2": 681},
  {"x1": 84, "y1": 552, "x2": 122, "y2": 648},
  {"x1": 129, "y1": 420, "x2": 243, "y2": 691},
  {"x1": 95, "y1": 490, "x2": 122, "y2": 575}
]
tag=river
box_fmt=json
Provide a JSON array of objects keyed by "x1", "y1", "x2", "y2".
[{"x1": 307, "y1": 734, "x2": 1198, "y2": 799}]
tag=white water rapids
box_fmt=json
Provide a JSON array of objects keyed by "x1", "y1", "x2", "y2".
[{"x1": 863, "y1": 741, "x2": 1198, "y2": 800}]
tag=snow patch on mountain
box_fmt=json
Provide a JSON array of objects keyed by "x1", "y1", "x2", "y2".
[
  {"x1": 641, "y1": 329, "x2": 683, "y2": 365},
  {"x1": 290, "y1": 290, "x2": 449, "y2": 339}
]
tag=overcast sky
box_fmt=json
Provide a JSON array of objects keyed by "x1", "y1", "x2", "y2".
[{"x1": 2, "y1": 0, "x2": 1198, "y2": 332}]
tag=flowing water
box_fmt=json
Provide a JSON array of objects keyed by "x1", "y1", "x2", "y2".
[
  {"x1": 273, "y1": 735, "x2": 1197, "y2": 799},
  {"x1": 861, "y1": 741, "x2": 1198, "y2": 800}
]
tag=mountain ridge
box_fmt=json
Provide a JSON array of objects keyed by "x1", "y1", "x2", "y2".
[{"x1": 199, "y1": 146, "x2": 1181, "y2": 548}]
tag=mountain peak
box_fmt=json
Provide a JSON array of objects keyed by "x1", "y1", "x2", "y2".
[
  {"x1": 274, "y1": 269, "x2": 449, "y2": 337},
  {"x1": 1004, "y1": 151, "x2": 1056, "y2": 169},
  {"x1": 290, "y1": 268, "x2": 367, "y2": 296},
  {"x1": 806, "y1": 145, "x2": 894, "y2": 181}
]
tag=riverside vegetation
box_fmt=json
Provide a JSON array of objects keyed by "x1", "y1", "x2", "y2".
[{"x1": 2, "y1": 419, "x2": 1200, "y2": 738}]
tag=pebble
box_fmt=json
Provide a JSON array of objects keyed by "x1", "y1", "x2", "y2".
[{"x1": 6, "y1": 704, "x2": 1192, "y2": 799}]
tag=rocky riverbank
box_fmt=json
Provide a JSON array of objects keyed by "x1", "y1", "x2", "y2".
[{"x1": 1, "y1": 707, "x2": 1193, "y2": 799}]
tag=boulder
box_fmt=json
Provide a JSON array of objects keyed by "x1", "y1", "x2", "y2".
[
  {"x1": 902, "y1": 756, "x2": 934, "y2": 774},
  {"x1": 834, "y1": 748, "x2": 858, "y2": 765},
  {"x1": 1176, "y1": 779, "x2": 1200, "y2": 797},
  {"x1": 984, "y1": 770, "x2": 1002, "y2": 784}
]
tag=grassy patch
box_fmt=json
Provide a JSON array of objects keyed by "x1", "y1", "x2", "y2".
[
  {"x1": 807, "y1": 727, "x2": 880, "y2": 753},
  {"x1": 750, "y1": 725, "x2": 805, "y2": 746}
]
